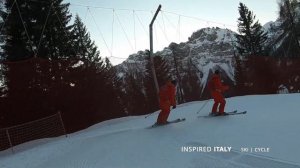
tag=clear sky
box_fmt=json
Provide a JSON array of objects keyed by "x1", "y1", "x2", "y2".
[{"x1": 65, "y1": 0, "x2": 279, "y2": 65}]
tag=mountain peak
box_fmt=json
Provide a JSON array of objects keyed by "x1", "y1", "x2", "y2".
[
  {"x1": 188, "y1": 27, "x2": 235, "y2": 44},
  {"x1": 117, "y1": 27, "x2": 237, "y2": 98}
]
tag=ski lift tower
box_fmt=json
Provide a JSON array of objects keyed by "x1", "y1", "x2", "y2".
[{"x1": 149, "y1": 5, "x2": 161, "y2": 96}]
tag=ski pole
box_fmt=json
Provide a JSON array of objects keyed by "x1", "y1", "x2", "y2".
[
  {"x1": 145, "y1": 112, "x2": 155, "y2": 118},
  {"x1": 196, "y1": 99, "x2": 210, "y2": 114}
]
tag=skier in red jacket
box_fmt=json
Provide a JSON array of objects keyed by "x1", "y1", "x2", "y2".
[
  {"x1": 156, "y1": 80, "x2": 177, "y2": 125},
  {"x1": 208, "y1": 70, "x2": 229, "y2": 115}
]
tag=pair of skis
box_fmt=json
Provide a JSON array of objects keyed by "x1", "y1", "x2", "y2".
[
  {"x1": 149, "y1": 110, "x2": 247, "y2": 128},
  {"x1": 150, "y1": 118, "x2": 186, "y2": 128},
  {"x1": 197, "y1": 110, "x2": 247, "y2": 118}
]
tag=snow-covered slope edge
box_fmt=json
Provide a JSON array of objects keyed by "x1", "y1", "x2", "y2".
[{"x1": 1, "y1": 94, "x2": 300, "y2": 168}]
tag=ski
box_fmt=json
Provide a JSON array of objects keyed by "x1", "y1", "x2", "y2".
[
  {"x1": 224, "y1": 110, "x2": 238, "y2": 114},
  {"x1": 197, "y1": 110, "x2": 236, "y2": 118},
  {"x1": 198, "y1": 110, "x2": 247, "y2": 118},
  {"x1": 225, "y1": 111, "x2": 247, "y2": 115},
  {"x1": 149, "y1": 118, "x2": 186, "y2": 128}
]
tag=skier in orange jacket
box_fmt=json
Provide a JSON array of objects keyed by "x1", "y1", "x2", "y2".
[
  {"x1": 156, "y1": 80, "x2": 177, "y2": 125},
  {"x1": 208, "y1": 70, "x2": 229, "y2": 115}
]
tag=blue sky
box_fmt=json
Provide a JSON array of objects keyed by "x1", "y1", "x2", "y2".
[{"x1": 65, "y1": 0, "x2": 279, "y2": 65}]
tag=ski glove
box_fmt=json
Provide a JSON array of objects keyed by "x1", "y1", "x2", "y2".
[{"x1": 172, "y1": 105, "x2": 176, "y2": 109}]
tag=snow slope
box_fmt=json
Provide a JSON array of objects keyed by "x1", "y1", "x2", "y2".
[{"x1": 1, "y1": 94, "x2": 300, "y2": 168}]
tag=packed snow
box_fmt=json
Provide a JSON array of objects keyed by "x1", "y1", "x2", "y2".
[{"x1": 1, "y1": 93, "x2": 300, "y2": 168}]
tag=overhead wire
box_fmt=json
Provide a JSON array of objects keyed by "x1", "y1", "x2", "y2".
[
  {"x1": 69, "y1": 3, "x2": 238, "y2": 31},
  {"x1": 15, "y1": 0, "x2": 36, "y2": 56},
  {"x1": 161, "y1": 11, "x2": 166, "y2": 35},
  {"x1": 70, "y1": 3, "x2": 236, "y2": 28},
  {"x1": 75, "y1": 7, "x2": 89, "y2": 55},
  {"x1": 36, "y1": 2, "x2": 53, "y2": 57},
  {"x1": 111, "y1": 9, "x2": 115, "y2": 57},
  {"x1": 178, "y1": 15, "x2": 181, "y2": 42},
  {"x1": 69, "y1": 3, "x2": 238, "y2": 60},
  {"x1": 162, "y1": 10, "x2": 237, "y2": 29},
  {"x1": 52, "y1": 5, "x2": 78, "y2": 57},
  {"x1": 161, "y1": 11, "x2": 177, "y2": 30},
  {"x1": 155, "y1": 13, "x2": 170, "y2": 43},
  {"x1": 162, "y1": 11, "x2": 181, "y2": 43},
  {"x1": 2, "y1": 2, "x2": 239, "y2": 64},
  {"x1": 133, "y1": 10, "x2": 136, "y2": 51},
  {"x1": 134, "y1": 11, "x2": 148, "y2": 36},
  {"x1": 70, "y1": 3, "x2": 150, "y2": 12},
  {"x1": 87, "y1": 8, "x2": 112, "y2": 56},
  {"x1": 115, "y1": 11, "x2": 135, "y2": 52}
]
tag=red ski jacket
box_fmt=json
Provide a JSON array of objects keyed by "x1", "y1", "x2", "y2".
[
  {"x1": 159, "y1": 81, "x2": 176, "y2": 108},
  {"x1": 208, "y1": 74, "x2": 229, "y2": 93}
]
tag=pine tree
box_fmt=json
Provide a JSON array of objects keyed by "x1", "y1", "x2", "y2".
[
  {"x1": 2, "y1": 0, "x2": 74, "y2": 61},
  {"x1": 124, "y1": 72, "x2": 147, "y2": 115},
  {"x1": 275, "y1": 0, "x2": 300, "y2": 57},
  {"x1": 2, "y1": 0, "x2": 33, "y2": 60},
  {"x1": 36, "y1": 0, "x2": 74, "y2": 59},
  {"x1": 104, "y1": 57, "x2": 125, "y2": 115},
  {"x1": 233, "y1": 55, "x2": 247, "y2": 95},
  {"x1": 235, "y1": 2, "x2": 268, "y2": 56},
  {"x1": 71, "y1": 15, "x2": 100, "y2": 62}
]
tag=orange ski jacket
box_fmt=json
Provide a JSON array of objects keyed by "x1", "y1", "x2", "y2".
[
  {"x1": 159, "y1": 81, "x2": 176, "y2": 107},
  {"x1": 208, "y1": 74, "x2": 229, "y2": 93}
]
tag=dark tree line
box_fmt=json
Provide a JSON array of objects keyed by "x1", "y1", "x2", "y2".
[
  {"x1": 234, "y1": 2, "x2": 300, "y2": 96},
  {"x1": 0, "y1": 58, "x2": 124, "y2": 132},
  {"x1": 0, "y1": 0, "x2": 125, "y2": 132},
  {"x1": 234, "y1": 55, "x2": 300, "y2": 95}
]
